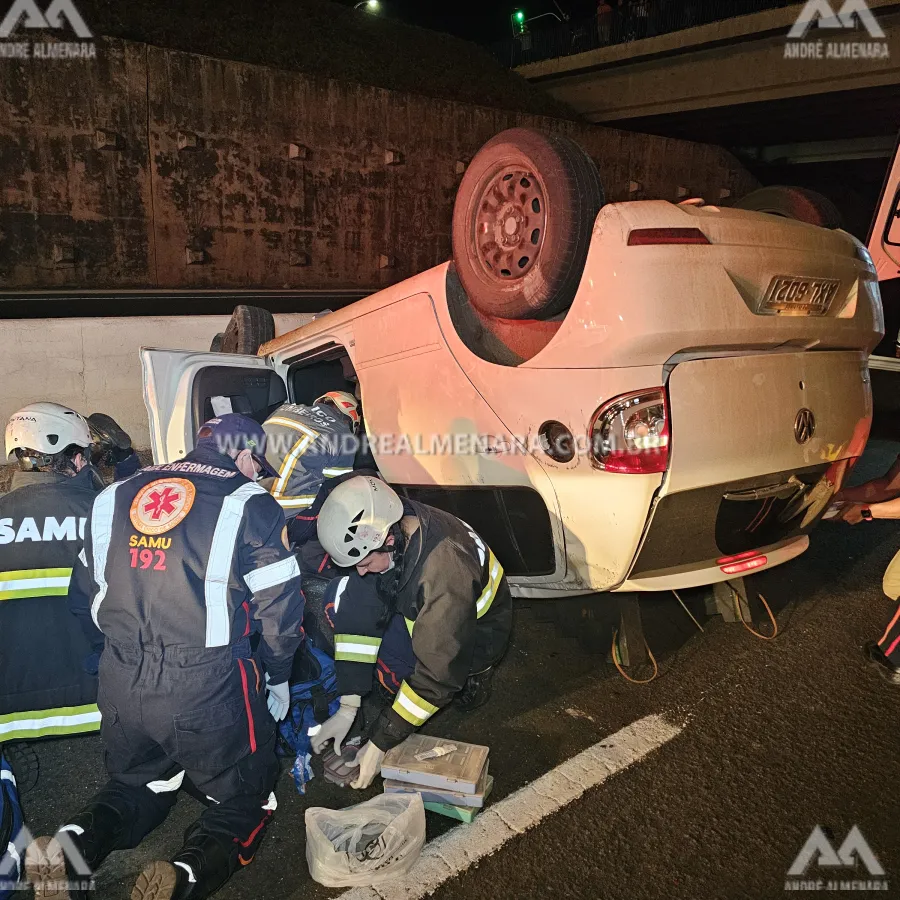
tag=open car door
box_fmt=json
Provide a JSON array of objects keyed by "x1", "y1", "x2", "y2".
[
  {"x1": 141, "y1": 348, "x2": 288, "y2": 463},
  {"x1": 868, "y1": 131, "x2": 900, "y2": 284}
]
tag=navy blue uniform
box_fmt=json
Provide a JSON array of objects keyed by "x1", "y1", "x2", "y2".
[
  {"x1": 64, "y1": 446, "x2": 304, "y2": 896},
  {"x1": 0, "y1": 466, "x2": 104, "y2": 743}
]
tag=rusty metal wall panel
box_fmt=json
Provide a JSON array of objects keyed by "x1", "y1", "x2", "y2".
[
  {"x1": 0, "y1": 41, "x2": 153, "y2": 288},
  {"x1": 0, "y1": 38, "x2": 757, "y2": 291}
]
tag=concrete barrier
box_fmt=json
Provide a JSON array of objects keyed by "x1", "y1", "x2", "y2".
[{"x1": 0, "y1": 314, "x2": 316, "y2": 449}]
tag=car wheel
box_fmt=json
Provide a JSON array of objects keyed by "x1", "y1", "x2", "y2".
[
  {"x1": 734, "y1": 186, "x2": 843, "y2": 229},
  {"x1": 452, "y1": 128, "x2": 605, "y2": 320},
  {"x1": 209, "y1": 332, "x2": 225, "y2": 352},
  {"x1": 220, "y1": 305, "x2": 275, "y2": 354}
]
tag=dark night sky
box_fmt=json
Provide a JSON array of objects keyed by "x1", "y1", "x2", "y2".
[{"x1": 336, "y1": 0, "x2": 600, "y2": 45}]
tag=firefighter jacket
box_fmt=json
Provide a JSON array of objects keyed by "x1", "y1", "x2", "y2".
[
  {"x1": 264, "y1": 403, "x2": 355, "y2": 518},
  {"x1": 0, "y1": 466, "x2": 105, "y2": 742},
  {"x1": 68, "y1": 446, "x2": 305, "y2": 686},
  {"x1": 332, "y1": 499, "x2": 512, "y2": 751}
]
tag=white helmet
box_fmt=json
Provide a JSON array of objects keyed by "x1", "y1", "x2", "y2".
[
  {"x1": 315, "y1": 391, "x2": 360, "y2": 432},
  {"x1": 5, "y1": 402, "x2": 92, "y2": 462},
  {"x1": 318, "y1": 476, "x2": 403, "y2": 567}
]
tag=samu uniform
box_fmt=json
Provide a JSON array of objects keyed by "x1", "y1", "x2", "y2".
[
  {"x1": 0, "y1": 465, "x2": 104, "y2": 743},
  {"x1": 328, "y1": 500, "x2": 512, "y2": 751},
  {"x1": 65, "y1": 446, "x2": 304, "y2": 896}
]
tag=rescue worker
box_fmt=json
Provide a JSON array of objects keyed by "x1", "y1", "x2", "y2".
[
  {"x1": 26, "y1": 414, "x2": 304, "y2": 900},
  {"x1": 262, "y1": 391, "x2": 360, "y2": 572},
  {"x1": 831, "y1": 457, "x2": 900, "y2": 683},
  {"x1": 310, "y1": 476, "x2": 512, "y2": 789},
  {"x1": 0, "y1": 403, "x2": 108, "y2": 743}
]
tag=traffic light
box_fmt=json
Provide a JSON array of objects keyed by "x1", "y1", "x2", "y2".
[{"x1": 511, "y1": 9, "x2": 527, "y2": 35}]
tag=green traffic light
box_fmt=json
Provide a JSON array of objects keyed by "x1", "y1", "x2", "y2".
[{"x1": 515, "y1": 10, "x2": 525, "y2": 21}]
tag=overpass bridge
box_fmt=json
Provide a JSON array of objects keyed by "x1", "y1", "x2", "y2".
[{"x1": 509, "y1": 0, "x2": 900, "y2": 237}]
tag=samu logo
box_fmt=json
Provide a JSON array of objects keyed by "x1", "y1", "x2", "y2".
[
  {"x1": 0, "y1": 0, "x2": 92, "y2": 39},
  {"x1": 787, "y1": 0, "x2": 885, "y2": 39}
]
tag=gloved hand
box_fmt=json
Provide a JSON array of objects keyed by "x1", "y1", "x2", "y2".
[
  {"x1": 309, "y1": 695, "x2": 360, "y2": 754},
  {"x1": 87, "y1": 413, "x2": 133, "y2": 467},
  {"x1": 348, "y1": 740, "x2": 386, "y2": 790},
  {"x1": 265, "y1": 674, "x2": 290, "y2": 721}
]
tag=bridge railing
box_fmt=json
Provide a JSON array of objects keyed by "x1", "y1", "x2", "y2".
[{"x1": 491, "y1": 0, "x2": 792, "y2": 68}]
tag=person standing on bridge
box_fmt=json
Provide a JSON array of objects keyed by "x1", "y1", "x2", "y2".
[
  {"x1": 26, "y1": 414, "x2": 304, "y2": 900},
  {"x1": 309, "y1": 475, "x2": 513, "y2": 789}
]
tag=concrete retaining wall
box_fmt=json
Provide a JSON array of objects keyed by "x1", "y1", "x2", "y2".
[
  {"x1": 0, "y1": 38, "x2": 758, "y2": 293},
  {"x1": 0, "y1": 313, "x2": 313, "y2": 449}
]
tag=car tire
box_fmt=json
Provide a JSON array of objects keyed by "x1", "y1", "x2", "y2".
[
  {"x1": 734, "y1": 186, "x2": 843, "y2": 230},
  {"x1": 220, "y1": 305, "x2": 275, "y2": 354},
  {"x1": 209, "y1": 332, "x2": 225, "y2": 352},
  {"x1": 452, "y1": 128, "x2": 605, "y2": 320}
]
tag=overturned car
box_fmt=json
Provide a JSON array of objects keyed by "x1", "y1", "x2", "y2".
[{"x1": 143, "y1": 128, "x2": 883, "y2": 598}]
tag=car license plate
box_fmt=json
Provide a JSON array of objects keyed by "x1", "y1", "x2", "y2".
[{"x1": 759, "y1": 275, "x2": 841, "y2": 316}]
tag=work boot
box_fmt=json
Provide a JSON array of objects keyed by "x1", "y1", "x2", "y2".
[
  {"x1": 456, "y1": 667, "x2": 494, "y2": 712},
  {"x1": 864, "y1": 641, "x2": 900, "y2": 685},
  {"x1": 24, "y1": 836, "x2": 91, "y2": 900},
  {"x1": 131, "y1": 861, "x2": 184, "y2": 900}
]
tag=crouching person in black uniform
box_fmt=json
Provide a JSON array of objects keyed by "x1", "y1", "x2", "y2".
[
  {"x1": 311, "y1": 476, "x2": 512, "y2": 789},
  {"x1": 26, "y1": 415, "x2": 304, "y2": 900}
]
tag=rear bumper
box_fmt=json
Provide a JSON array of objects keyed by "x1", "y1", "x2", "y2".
[{"x1": 615, "y1": 535, "x2": 809, "y2": 592}]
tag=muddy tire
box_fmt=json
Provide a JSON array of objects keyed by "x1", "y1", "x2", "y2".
[
  {"x1": 452, "y1": 128, "x2": 605, "y2": 320},
  {"x1": 220, "y1": 305, "x2": 275, "y2": 355},
  {"x1": 734, "y1": 186, "x2": 843, "y2": 230},
  {"x1": 209, "y1": 332, "x2": 225, "y2": 352}
]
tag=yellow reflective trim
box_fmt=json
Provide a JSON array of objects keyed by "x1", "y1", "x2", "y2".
[
  {"x1": 475, "y1": 551, "x2": 504, "y2": 618},
  {"x1": 391, "y1": 680, "x2": 439, "y2": 726},
  {"x1": 0, "y1": 703, "x2": 101, "y2": 740},
  {"x1": 0, "y1": 567, "x2": 73, "y2": 601},
  {"x1": 404, "y1": 617, "x2": 415, "y2": 637}
]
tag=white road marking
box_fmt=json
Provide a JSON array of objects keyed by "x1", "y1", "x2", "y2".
[{"x1": 338, "y1": 713, "x2": 683, "y2": 900}]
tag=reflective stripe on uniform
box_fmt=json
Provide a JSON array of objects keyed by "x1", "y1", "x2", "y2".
[
  {"x1": 244, "y1": 555, "x2": 301, "y2": 593},
  {"x1": 147, "y1": 770, "x2": 185, "y2": 794},
  {"x1": 0, "y1": 703, "x2": 101, "y2": 740},
  {"x1": 332, "y1": 576, "x2": 349, "y2": 614},
  {"x1": 91, "y1": 482, "x2": 122, "y2": 626},
  {"x1": 334, "y1": 634, "x2": 382, "y2": 663},
  {"x1": 392, "y1": 681, "x2": 439, "y2": 727},
  {"x1": 274, "y1": 495, "x2": 317, "y2": 510},
  {"x1": 323, "y1": 467, "x2": 352, "y2": 478},
  {"x1": 0, "y1": 567, "x2": 72, "y2": 601},
  {"x1": 476, "y1": 551, "x2": 504, "y2": 619},
  {"x1": 404, "y1": 616, "x2": 415, "y2": 637},
  {"x1": 269, "y1": 419, "x2": 319, "y2": 500},
  {"x1": 205, "y1": 482, "x2": 268, "y2": 648}
]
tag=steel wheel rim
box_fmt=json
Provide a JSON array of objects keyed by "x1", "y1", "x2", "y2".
[{"x1": 472, "y1": 164, "x2": 547, "y2": 282}]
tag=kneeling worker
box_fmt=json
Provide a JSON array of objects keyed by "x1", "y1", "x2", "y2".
[
  {"x1": 310, "y1": 476, "x2": 512, "y2": 789},
  {"x1": 27, "y1": 414, "x2": 304, "y2": 900}
]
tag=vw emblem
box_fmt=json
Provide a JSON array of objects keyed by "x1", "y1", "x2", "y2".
[{"x1": 794, "y1": 408, "x2": 816, "y2": 444}]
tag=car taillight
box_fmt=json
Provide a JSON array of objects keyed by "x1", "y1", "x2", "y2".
[
  {"x1": 627, "y1": 228, "x2": 710, "y2": 246},
  {"x1": 590, "y1": 389, "x2": 669, "y2": 474},
  {"x1": 719, "y1": 555, "x2": 768, "y2": 575}
]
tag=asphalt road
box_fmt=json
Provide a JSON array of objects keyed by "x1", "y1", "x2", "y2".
[{"x1": 12, "y1": 440, "x2": 900, "y2": 900}]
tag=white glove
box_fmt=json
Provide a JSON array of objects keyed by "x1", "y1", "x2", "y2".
[
  {"x1": 309, "y1": 695, "x2": 361, "y2": 754},
  {"x1": 348, "y1": 740, "x2": 386, "y2": 790},
  {"x1": 265, "y1": 675, "x2": 290, "y2": 722}
]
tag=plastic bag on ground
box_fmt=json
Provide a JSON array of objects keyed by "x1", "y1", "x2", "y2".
[{"x1": 305, "y1": 793, "x2": 426, "y2": 887}]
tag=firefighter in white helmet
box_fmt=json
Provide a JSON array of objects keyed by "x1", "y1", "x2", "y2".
[
  {"x1": 311, "y1": 476, "x2": 513, "y2": 789},
  {"x1": 0, "y1": 402, "x2": 120, "y2": 743},
  {"x1": 261, "y1": 391, "x2": 362, "y2": 571}
]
